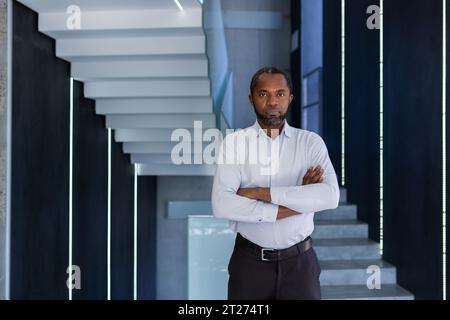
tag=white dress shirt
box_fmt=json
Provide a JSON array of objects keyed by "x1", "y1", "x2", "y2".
[{"x1": 211, "y1": 120, "x2": 340, "y2": 249}]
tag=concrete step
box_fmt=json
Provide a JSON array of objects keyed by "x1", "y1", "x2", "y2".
[
  {"x1": 97, "y1": 97, "x2": 213, "y2": 115},
  {"x1": 123, "y1": 141, "x2": 218, "y2": 154},
  {"x1": 18, "y1": 0, "x2": 202, "y2": 13},
  {"x1": 68, "y1": 53, "x2": 207, "y2": 63},
  {"x1": 312, "y1": 220, "x2": 368, "y2": 239},
  {"x1": 339, "y1": 188, "x2": 347, "y2": 203},
  {"x1": 137, "y1": 164, "x2": 216, "y2": 176},
  {"x1": 314, "y1": 204, "x2": 357, "y2": 221},
  {"x1": 107, "y1": 114, "x2": 216, "y2": 129},
  {"x1": 116, "y1": 128, "x2": 213, "y2": 142},
  {"x1": 313, "y1": 238, "x2": 380, "y2": 261},
  {"x1": 321, "y1": 284, "x2": 414, "y2": 300},
  {"x1": 49, "y1": 27, "x2": 205, "y2": 39},
  {"x1": 38, "y1": 9, "x2": 203, "y2": 39},
  {"x1": 73, "y1": 56, "x2": 208, "y2": 80},
  {"x1": 56, "y1": 34, "x2": 205, "y2": 58},
  {"x1": 85, "y1": 78, "x2": 211, "y2": 98},
  {"x1": 131, "y1": 153, "x2": 207, "y2": 165},
  {"x1": 319, "y1": 259, "x2": 396, "y2": 286}
]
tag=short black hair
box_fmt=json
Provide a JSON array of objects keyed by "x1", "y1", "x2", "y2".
[{"x1": 249, "y1": 67, "x2": 293, "y2": 95}]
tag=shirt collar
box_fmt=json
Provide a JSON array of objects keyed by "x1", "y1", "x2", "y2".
[{"x1": 251, "y1": 120, "x2": 292, "y2": 138}]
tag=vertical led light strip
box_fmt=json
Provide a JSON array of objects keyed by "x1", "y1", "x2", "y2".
[
  {"x1": 341, "y1": 0, "x2": 346, "y2": 186},
  {"x1": 443, "y1": 0, "x2": 447, "y2": 301},
  {"x1": 5, "y1": 0, "x2": 13, "y2": 300},
  {"x1": 69, "y1": 77, "x2": 74, "y2": 300},
  {"x1": 107, "y1": 128, "x2": 112, "y2": 300},
  {"x1": 379, "y1": 0, "x2": 384, "y2": 256},
  {"x1": 133, "y1": 164, "x2": 138, "y2": 300}
]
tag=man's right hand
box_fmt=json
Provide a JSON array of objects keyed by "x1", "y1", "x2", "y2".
[{"x1": 302, "y1": 165, "x2": 324, "y2": 185}]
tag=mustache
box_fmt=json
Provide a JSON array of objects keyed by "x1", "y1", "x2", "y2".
[{"x1": 252, "y1": 105, "x2": 286, "y2": 126}]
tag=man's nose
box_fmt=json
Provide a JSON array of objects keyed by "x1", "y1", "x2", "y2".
[{"x1": 268, "y1": 95, "x2": 279, "y2": 107}]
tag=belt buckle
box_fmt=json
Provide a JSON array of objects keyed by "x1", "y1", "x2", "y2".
[{"x1": 261, "y1": 248, "x2": 275, "y2": 261}]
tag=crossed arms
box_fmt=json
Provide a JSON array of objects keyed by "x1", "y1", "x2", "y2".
[
  {"x1": 235, "y1": 166, "x2": 327, "y2": 220},
  {"x1": 211, "y1": 134, "x2": 340, "y2": 223}
]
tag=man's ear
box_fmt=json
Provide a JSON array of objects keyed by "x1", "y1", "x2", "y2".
[
  {"x1": 248, "y1": 94, "x2": 254, "y2": 106},
  {"x1": 289, "y1": 94, "x2": 294, "y2": 104}
]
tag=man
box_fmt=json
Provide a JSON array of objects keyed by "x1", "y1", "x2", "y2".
[{"x1": 211, "y1": 67, "x2": 340, "y2": 300}]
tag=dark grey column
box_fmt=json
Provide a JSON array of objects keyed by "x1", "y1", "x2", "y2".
[
  {"x1": 384, "y1": 0, "x2": 443, "y2": 299},
  {"x1": 72, "y1": 80, "x2": 108, "y2": 300},
  {"x1": 137, "y1": 176, "x2": 157, "y2": 300},
  {"x1": 11, "y1": 1, "x2": 70, "y2": 299},
  {"x1": 110, "y1": 143, "x2": 134, "y2": 299},
  {"x1": 345, "y1": 0, "x2": 380, "y2": 241}
]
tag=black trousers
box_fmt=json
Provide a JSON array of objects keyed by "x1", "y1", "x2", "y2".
[{"x1": 228, "y1": 233, "x2": 322, "y2": 300}]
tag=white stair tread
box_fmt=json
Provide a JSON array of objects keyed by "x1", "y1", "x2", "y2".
[
  {"x1": 86, "y1": 78, "x2": 211, "y2": 98},
  {"x1": 45, "y1": 28, "x2": 205, "y2": 39},
  {"x1": 56, "y1": 35, "x2": 206, "y2": 58},
  {"x1": 315, "y1": 219, "x2": 365, "y2": 226},
  {"x1": 314, "y1": 238, "x2": 379, "y2": 247},
  {"x1": 68, "y1": 53, "x2": 207, "y2": 63},
  {"x1": 74, "y1": 58, "x2": 208, "y2": 80},
  {"x1": 321, "y1": 284, "x2": 414, "y2": 300},
  {"x1": 107, "y1": 113, "x2": 216, "y2": 129},
  {"x1": 320, "y1": 259, "x2": 394, "y2": 270},
  {"x1": 18, "y1": 0, "x2": 202, "y2": 12},
  {"x1": 138, "y1": 164, "x2": 216, "y2": 176}
]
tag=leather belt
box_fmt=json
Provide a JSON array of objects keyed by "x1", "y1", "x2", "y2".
[{"x1": 236, "y1": 233, "x2": 312, "y2": 262}]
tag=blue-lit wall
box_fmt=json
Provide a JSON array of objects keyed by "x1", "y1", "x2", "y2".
[
  {"x1": 10, "y1": 1, "x2": 157, "y2": 299},
  {"x1": 295, "y1": 0, "x2": 448, "y2": 299}
]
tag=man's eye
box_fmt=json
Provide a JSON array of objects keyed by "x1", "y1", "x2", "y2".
[
  {"x1": 259, "y1": 93, "x2": 267, "y2": 97},
  {"x1": 278, "y1": 93, "x2": 285, "y2": 97}
]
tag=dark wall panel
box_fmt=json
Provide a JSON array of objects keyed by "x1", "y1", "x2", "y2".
[
  {"x1": 11, "y1": 1, "x2": 157, "y2": 300},
  {"x1": 346, "y1": 0, "x2": 380, "y2": 241},
  {"x1": 137, "y1": 176, "x2": 157, "y2": 300},
  {"x1": 384, "y1": 0, "x2": 442, "y2": 299},
  {"x1": 322, "y1": 0, "x2": 342, "y2": 184},
  {"x1": 11, "y1": 1, "x2": 70, "y2": 299},
  {"x1": 290, "y1": 0, "x2": 301, "y2": 128},
  {"x1": 72, "y1": 81, "x2": 108, "y2": 299},
  {"x1": 111, "y1": 142, "x2": 134, "y2": 299}
]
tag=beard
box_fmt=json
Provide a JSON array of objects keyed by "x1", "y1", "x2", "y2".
[{"x1": 252, "y1": 104, "x2": 286, "y2": 126}]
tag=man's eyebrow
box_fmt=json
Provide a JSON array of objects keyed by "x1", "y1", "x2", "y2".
[{"x1": 257, "y1": 88, "x2": 287, "y2": 92}]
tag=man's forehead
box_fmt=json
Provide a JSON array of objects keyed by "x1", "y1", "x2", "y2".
[{"x1": 254, "y1": 73, "x2": 289, "y2": 89}]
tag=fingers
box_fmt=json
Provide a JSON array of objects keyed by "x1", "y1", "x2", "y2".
[
  {"x1": 303, "y1": 165, "x2": 324, "y2": 185},
  {"x1": 310, "y1": 166, "x2": 324, "y2": 182},
  {"x1": 305, "y1": 166, "x2": 320, "y2": 178},
  {"x1": 302, "y1": 167, "x2": 314, "y2": 184}
]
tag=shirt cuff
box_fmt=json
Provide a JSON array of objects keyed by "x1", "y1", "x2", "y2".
[
  {"x1": 259, "y1": 202, "x2": 278, "y2": 223},
  {"x1": 270, "y1": 186, "x2": 288, "y2": 206}
]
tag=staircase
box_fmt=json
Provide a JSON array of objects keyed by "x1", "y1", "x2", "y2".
[
  {"x1": 313, "y1": 189, "x2": 414, "y2": 300},
  {"x1": 181, "y1": 187, "x2": 414, "y2": 300},
  {"x1": 17, "y1": 0, "x2": 217, "y2": 176}
]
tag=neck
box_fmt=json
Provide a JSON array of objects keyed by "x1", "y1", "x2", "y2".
[{"x1": 257, "y1": 119, "x2": 285, "y2": 138}]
